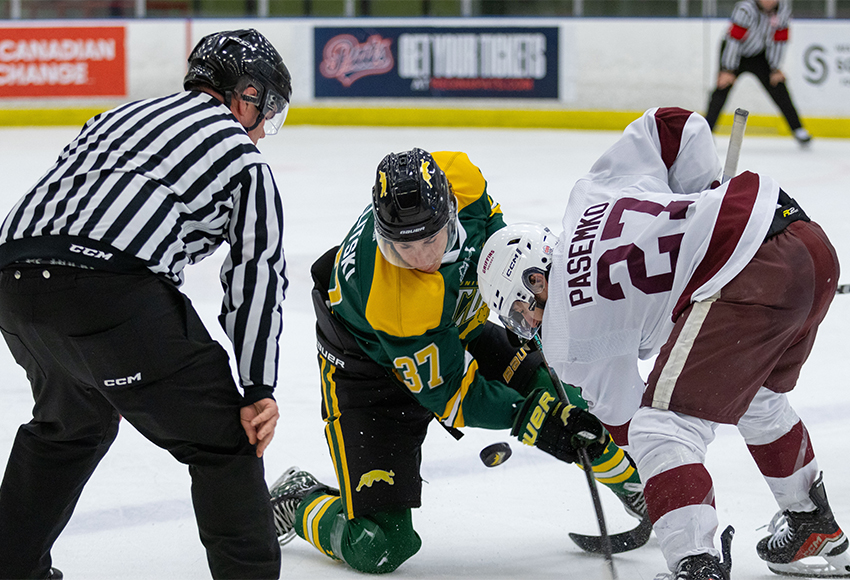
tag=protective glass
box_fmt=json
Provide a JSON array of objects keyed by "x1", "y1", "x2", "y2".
[
  {"x1": 376, "y1": 218, "x2": 458, "y2": 271},
  {"x1": 241, "y1": 87, "x2": 289, "y2": 135},
  {"x1": 261, "y1": 89, "x2": 289, "y2": 135},
  {"x1": 499, "y1": 299, "x2": 542, "y2": 340},
  {"x1": 497, "y1": 267, "x2": 546, "y2": 340}
]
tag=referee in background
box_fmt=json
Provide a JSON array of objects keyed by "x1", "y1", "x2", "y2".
[
  {"x1": 704, "y1": 0, "x2": 812, "y2": 145},
  {"x1": 0, "y1": 29, "x2": 290, "y2": 580}
]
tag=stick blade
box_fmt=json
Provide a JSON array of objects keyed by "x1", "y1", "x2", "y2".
[{"x1": 569, "y1": 516, "x2": 653, "y2": 554}]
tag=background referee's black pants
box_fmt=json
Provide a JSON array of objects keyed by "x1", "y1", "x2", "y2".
[
  {"x1": 705, "y1": 48, "x2": 804, "y2": 132},
  {"x1": 0, "y1": 266, "x2": 280, "y2": 580}
]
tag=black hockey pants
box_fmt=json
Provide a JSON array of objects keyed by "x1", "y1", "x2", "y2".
[
  {"x1": 310, "y1": 246, "x2": 546, "y2": 516},
  {"x1": 0, "y1": 265, "x2": 280, "y2": 580},
  {"x1": 705, "y1": 46, "x2": 803, "y2": 132}
]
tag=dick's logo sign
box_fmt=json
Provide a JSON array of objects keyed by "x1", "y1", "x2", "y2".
[{"x1": 314, "y1": 26, "x2": 558, "y2": 99}]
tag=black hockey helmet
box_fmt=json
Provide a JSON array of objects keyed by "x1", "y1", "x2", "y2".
[
  {"x1": 372, "y1": 149, "x2": 456, "y2": 241},
  {"x1": 372, "y1": 149, "x2": 458, "y2": 269},
  {"x1": 184, "y1": 29, "x2": 292, "y2": 134}
]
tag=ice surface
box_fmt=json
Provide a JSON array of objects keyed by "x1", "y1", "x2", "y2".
[{"x1": 0, "y1": 123, "x2": 848, "y2": 579}]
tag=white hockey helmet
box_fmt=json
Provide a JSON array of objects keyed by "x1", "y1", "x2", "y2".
[{"x1": 478, "y1": 223, "x2": 558, "y2": 340}]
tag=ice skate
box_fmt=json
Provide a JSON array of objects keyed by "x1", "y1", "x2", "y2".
[
  {"x1": 654, "y1": 525, "x2": 734, "y2": 580},
  {"x1": 757, "y1": 473, "x2": 850, "y2": 577},
  {"x1": 666, "y1": 553, "x2": 730, "y2": 580},
  {"x1": 794, "y1": 128, "x2": 812, "y2": 146},
  {"x1": 269, "y1": 467, "x2": 338, "y2": 546}
]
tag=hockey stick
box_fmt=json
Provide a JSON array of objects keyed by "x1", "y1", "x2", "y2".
[
  {"x1": 533, "y1": 335, "x2": 618, "y2": 580},
  {"x1": 578, "y1": 449, "x2": 617, "y2": 579},
  {"x1": 717, "y1": 110, "x2": 848, "y2": 297},
  {"x1": 569, "y1": 516, "x2": 653, "y2": 555},
  {"x1": 529, "y1": 335, "x2": 651, "y2": 556},
  {"x1": 480, "y1": 334, "x2": 650, "y2": 554},
  {"x1": 722, "y1": 108, "x2": 748, "y2": 183},
  {"x1": 718, "y1": 111, "x2": 849, "y2": 297}
]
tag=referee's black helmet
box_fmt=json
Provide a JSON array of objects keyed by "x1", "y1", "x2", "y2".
[{"x1": 184, "y1": 29, "x2": 292, "y2": 134}]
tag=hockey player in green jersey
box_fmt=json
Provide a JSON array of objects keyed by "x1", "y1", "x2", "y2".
[{"x1": 270, "y1": 149, "x2": 646, "y2": 573}]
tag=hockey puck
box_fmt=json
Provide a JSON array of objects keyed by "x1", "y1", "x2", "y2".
[{"x1": 480, "y1": 442, "x2": 512, "y2": 467}]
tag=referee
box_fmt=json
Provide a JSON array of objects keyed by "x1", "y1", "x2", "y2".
[
  {"x1": 705, "y1": 0, "x2": 812, "y2": 145},
  {"x1": 0, "y1": 29, "x2": 289, "y2": 579}
]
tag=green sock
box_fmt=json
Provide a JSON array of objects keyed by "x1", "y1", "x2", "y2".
[
  {"x1": 585, "y1": 437, "x2": 642, "y2": 497},
  {"x1": 296, "y1": 494, "x2": 421, "y2": 574},
  {"x1": 529, "y1": 367, "x2": 641, "y2": 496},
  {"x1": 294, "y1": 490, "x2": 343, "y2": 560}
]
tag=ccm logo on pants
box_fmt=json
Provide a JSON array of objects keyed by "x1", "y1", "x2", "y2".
[
  {"x1": 104, "y1": 373, "x2": 142, "y2": 387},
  {"x1": 69, "y1": 244, "x2": 113, "y2": 261}
]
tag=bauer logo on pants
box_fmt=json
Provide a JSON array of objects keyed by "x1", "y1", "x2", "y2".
[{"x1": 356, "y1": 469, "x2": 395, "y2": 492}]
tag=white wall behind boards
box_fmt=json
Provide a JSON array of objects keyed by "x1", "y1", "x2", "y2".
[{"x1": 1, "y1": 17, "x2": 849, "y2": 122}]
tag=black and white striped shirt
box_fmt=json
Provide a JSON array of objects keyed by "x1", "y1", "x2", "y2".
[
  {"x1": 0, "y1": 90, "x2": 287, "y2": 402},
  {"x1": 720, "y1": 0, "x2": 791, "y2": 72}
]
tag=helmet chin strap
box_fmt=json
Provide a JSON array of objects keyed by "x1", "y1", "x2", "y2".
[
  {"x1": 244, "y1": 112, "x2": 264, "y2": 133},
  {"x1": 224, "y1": 90, "x2": 263, "y2": 133}
]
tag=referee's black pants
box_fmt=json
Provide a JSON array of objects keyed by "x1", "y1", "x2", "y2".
[
  {"x1": 0, "y1": 265, "x2": 280, "y2": 579},
  {"x1": 705, "y1": 47, "x2": 804, "y2": 132}
]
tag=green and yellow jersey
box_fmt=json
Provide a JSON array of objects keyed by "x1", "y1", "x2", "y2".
[{"x1": 327, "y1": 151, "x2": 523, "y2": 430}]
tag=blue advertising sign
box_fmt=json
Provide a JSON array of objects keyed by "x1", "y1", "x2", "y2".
[{"x1": 315, "y1": 26, "x2": 559, "y2": 99}]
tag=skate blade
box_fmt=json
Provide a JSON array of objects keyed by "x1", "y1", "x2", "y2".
[
  {"x1": 277, "y1": 529, "x2": 297, "y2": 546},
  {"x1": 767, "y1": 550, "x2": 850, "y2": 577}
]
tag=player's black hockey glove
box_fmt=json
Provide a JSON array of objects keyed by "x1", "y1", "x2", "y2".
[{"x1": 512, "y1": 388, "x2": 609, "y2": 464}]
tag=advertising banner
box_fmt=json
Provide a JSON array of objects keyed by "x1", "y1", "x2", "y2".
[
  {"x1": 792, "y1": 23, "x2": 850, "y2": 115},
  {"x1": 315, "y1": 26, "x2": 558, "y2": 99},
  {"x1": 0, "y1": 26, "x2": 126, "y2": 98}
]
